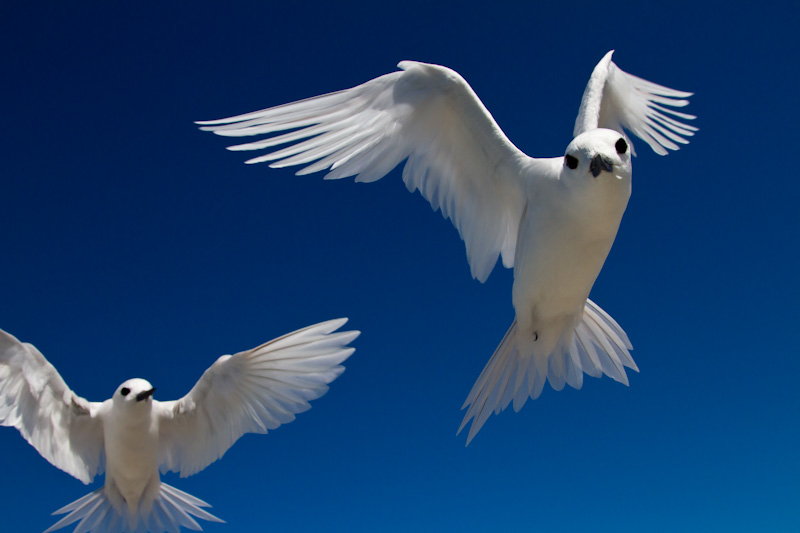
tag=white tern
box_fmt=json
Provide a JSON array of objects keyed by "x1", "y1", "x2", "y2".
[
  {"x1": 197, "y1": 51, "x2": 696, "y2": 444},
  {"x1": 0, "y1": 318, "x2": 359, "y2": 531}
]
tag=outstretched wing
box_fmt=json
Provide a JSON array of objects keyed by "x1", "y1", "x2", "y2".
[
  {"x1": 0, "y1": 328, "x2": 104, "y2": 484},
  {"x1": 157, "y1": 319, "x2": 359, "y2": 477},
  {"x1": 198, "y1": 61, "x2": 531, "y2": 282},
  {"x1": 573, "y1": 50, "x2": 697, "y2": 156}
]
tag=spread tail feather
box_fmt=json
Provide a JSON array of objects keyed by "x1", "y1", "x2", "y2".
[
  {"x1": 44, "y1": 482, "x2": 224, "y2": 533},
  {"x1": 458, "y1": 298, "x2": 637, "y2": 445}
]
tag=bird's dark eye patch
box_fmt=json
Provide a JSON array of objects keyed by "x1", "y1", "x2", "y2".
[
  {"x1": 120, "y1": 387, "x2": 130, "y2": 396},
  {"x1": 615, "y1": 138, "x2": 628, "y2": 154},
  {"x1": 565, "y1": 154, "x2": 579, "y2": 169}
]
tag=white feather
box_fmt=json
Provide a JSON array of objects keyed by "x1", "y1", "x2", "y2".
[
  {"x1": 198, "y1": 61, "x2": 528, "y2": 283},
  {"x1": 0, "y1": 329, "x2": 103, "y2": 484},
  {"x1": 574, "y1": 50, "x2": 697, "y2": 156},
  {"x1": 157, "y1": 318, "x2": 358, "y2": 478}
]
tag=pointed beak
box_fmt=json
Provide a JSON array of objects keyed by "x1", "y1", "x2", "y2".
[
  {"x1": 136, "y1": 388, "x2": 156, "y2": 402},
  {"x1": 589, "y1": 154, "x2": 614, "y2": 177}
]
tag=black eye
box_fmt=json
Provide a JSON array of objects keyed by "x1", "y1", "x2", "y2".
[
  {"x1": 615, "y1": 138, "x2": 628, "y2": 154},
  {"x1": 121, "y1": 387, "x2": 130, "y2": 396},
  {"x1": 565, "y1": 154, "x2": 579, "y2": 169}
]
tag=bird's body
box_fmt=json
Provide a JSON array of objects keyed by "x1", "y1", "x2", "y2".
[
  {"x1": 0, "y1": 319, "x2": 359, "y2": 532},
  {"x1": 99, "y1": 380, "x2": 162, "y2": 527},
  {"x1": 513, "y1": 132, "x2": 631, "y2": 355},
  {"x1": 518, "y1": 153, "x2": 628, "y2": 319},
  {"x1": 456, "y1": 130, "x2": 637, "y2": 434},
  {"x1": 198, "y1": 51, "x2": 696, "y2": 442}
]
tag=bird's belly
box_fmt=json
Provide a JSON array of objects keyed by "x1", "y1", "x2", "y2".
[
  {"x1": 104, "y1": 428, "x2": 159, "y2": 505},
  {"x1": 108, "y1": 449, "x2": 155, "y2": 485},
  {"x1": 513, "y1": 203, "x2": 623, "y2": 325}
]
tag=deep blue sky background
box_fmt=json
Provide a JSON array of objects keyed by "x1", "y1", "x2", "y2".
[{"x1": 1, "y1": 2, "x2": 798, "y2": 532}]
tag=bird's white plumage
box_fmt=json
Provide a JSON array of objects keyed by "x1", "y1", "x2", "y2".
[
  {"x1": 0, "y1": 319, "x2": 359, "y2": 532},
  {"x1": 574, "y1": 50, "x2": 697, "y2": 155},
  {"x1": 199, "y1": 61, "x2": 529, "y2": 283},
  {"x1": 157, "y1": 318, "x2": 358, "y2": 477},
  {"x1": 198, "y1": 51, "x2": 696, "y2": 443},
  {"x1": 0, "y1": 329, "x2": 103, "y2": 484}
]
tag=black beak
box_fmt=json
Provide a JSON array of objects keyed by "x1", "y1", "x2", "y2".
[
  {"x1": 589, "y1": 154, "x2": 614, "y2": 177},
  {"x1": 136, "y1": 388, "x2": 156, "y2": 402}
]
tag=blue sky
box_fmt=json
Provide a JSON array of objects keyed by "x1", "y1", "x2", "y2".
[{"x1": 1, "y1": 1, "x2": 798, "y2": 532}]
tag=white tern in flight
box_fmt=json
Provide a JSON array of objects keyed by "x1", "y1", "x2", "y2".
[
  {"x1": 197, "y1": 51, "x2": 696, "y2": 444},
  {"x1": 0, "y1": 319, "x2": 359, "y2": 532}
]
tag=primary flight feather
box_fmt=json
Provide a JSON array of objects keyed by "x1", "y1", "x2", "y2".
[
  {"x1": 0, "y1": 319, "x2": 359, "y2": 532},
  {"x1": 198, "y1": 51, "x2": 696, "y2": 444}
]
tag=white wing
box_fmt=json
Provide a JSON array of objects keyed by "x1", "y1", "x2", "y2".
[
  {"x1": 157, "y1": 318, "x2": 358, "y2": 477},
  {"x1": 0, "y1": 328, "x2": 104, "y2": 483},
  {"x1": 574, "y1": 50, "x2": 697, "y2": 155},
  {"x1": 198, "y1": 61, "x2": 531, "y2": 282}
]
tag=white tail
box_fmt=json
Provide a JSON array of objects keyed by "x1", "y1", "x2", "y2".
[
  {"x1": 44, "y1": 482, "x2": 224, "y2": 533},
  {"x1": 458, "y1": 299, "x2": 638, "y2": 444}
]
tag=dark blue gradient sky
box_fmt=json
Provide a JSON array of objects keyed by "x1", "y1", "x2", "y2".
[{"x1": 1, "y1": 2, "x2": 798, "y2": 531}]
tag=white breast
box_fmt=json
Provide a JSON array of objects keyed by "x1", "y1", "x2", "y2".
[
  {"x1": 102, "y1": 407, "x2": 160, "y2": 507},
  {"x1": 512, "y1": 168, "x2": 630, "y2": 330}
]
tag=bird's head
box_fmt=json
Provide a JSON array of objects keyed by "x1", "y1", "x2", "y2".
[
  {"x1": 563, "y1": 128, "x2": 632, "y2": 181},
  {"x1": 113, "y1": 378, "x2": 156, "y2": 408}
]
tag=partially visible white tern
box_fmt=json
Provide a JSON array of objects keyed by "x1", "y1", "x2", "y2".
[
  {"x1": 197, "y1": 51, "x2": 696, "y2": 444},
  {"x1": 0, "y1": 319, "x2": 359, "y2": 531}
]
